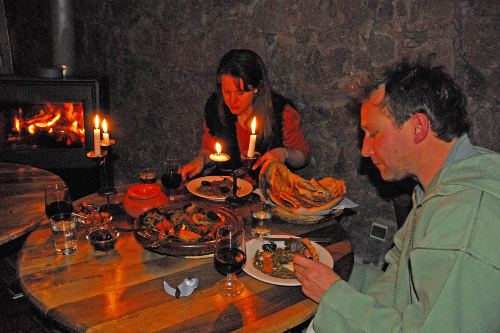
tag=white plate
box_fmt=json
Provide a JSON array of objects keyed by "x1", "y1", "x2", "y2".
[
  {"x1": 243, "y1": 235, "x2": 334, "y2": 286},
  {"x1": 187, "y1": 176, "x2": 253, "y2": 201}
]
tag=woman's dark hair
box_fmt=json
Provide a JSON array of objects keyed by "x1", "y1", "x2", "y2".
[
  {"x1": 365, "y1": 58, "x2": 470, "y2": 142},
  {"x1": 215, "y1": 49, "x2": 275, "y2": 147}
]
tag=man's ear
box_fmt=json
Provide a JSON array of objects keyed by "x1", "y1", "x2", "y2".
[{"x1": 412, "y1": 113, "x2": 429, "y2": 144}]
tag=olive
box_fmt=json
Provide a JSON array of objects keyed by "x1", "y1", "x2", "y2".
[
  {"x1": 165, "y1": 235, "x2": 183, "y2": 242},
  {"x1": 201, "y1": 181, "x2": 211, "y2": 187},
  {"x1": 219, "y1": 186, "x2": 230, "y2": 193},
  {"x1": 262, "y1": 243, "x2": 277, "y2": 251},
  {"x1": 206, "y1": 211, "x2": 219, "y2": 221},
  {"x1": 183, "y1": 203, "x2": 194, "y2": 210},
  {"x1": 198, "y1": 236, "x2": 214, "y2": 243}
]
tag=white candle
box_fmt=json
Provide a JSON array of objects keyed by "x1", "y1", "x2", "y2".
[
  {"x1": 102, "y1": 119, "x2": 110, "y2": 145},
  {"x1": 94, "y1": 115, "x2": 101, "y2": 157},
  {"x1": 247, "y1": 117, "x2": 257, "y2": 157},
  {"x1": 210, "y1": 142, "x2": 230, "y2": 162}
]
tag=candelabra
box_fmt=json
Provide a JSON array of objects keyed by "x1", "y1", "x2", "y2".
[{"x1": 87, "y1": 139, "x2": 119, "y2": 214}]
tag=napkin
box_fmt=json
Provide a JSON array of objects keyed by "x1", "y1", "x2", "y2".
[{"x1": 163, "y1": 277, "x2": 199, "y2": 298}]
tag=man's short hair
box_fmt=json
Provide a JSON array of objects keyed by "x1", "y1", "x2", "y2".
[{"x1": 365, "y1": 58, "x2": 470, "y2": 142}]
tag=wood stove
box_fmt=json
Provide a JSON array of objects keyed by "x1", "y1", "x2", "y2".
[{"x1": 0, "y1": 76, "x2": 110, "y2": 199}]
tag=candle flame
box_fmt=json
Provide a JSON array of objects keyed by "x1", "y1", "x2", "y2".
[
  {"x1": 103, "y1": 119, "x2": 108, "y2": 133},
  {"x1": 251, "y1": 117, "x2": 256, "y2": 134},
  {"x1": 216, "y1": 142, "x2": 221, "y2": 156},
  {"x1": 95, "y1": 115, "x2": 99, "y2": 129}
]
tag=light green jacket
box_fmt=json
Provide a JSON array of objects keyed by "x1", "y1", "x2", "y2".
[{"x1": 314, "y1": 147, "x2": 500, "y2": 332}]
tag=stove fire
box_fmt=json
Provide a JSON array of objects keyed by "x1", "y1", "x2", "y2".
[{"x1": 4, "y1": 102, "x2": 85, "y2": 149}]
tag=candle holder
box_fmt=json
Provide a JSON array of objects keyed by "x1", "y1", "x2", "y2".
[
  {"x1": 209, "y1": 153, "x2": 230, "y2": 176},
  {"x1": 241, "y1": 151, "x2": 261, "y2": 184},
  {"x1": 87, "y1": 140, "x2": 119, "y2": 215}
]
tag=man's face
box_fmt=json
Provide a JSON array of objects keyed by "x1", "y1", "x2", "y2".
[
  {"x1": 360, "y1": 87, "x2": 415, "y2": 182},
  {"x1": 221, "y1": 75, "x2": 258, "y2": 116}
]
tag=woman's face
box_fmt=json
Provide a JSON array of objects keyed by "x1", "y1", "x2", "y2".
[{"x1": 221, "y1": 75, "x2": 258, "y2": 116}]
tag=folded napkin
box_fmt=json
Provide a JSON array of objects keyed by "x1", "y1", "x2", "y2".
[{"x1": 163, "y1": 277, "x2": 199, "y2": 298}]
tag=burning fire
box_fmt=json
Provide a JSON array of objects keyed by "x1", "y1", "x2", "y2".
[{"x1": 9, "y1": 103, "x2": 85, "y2": 148}]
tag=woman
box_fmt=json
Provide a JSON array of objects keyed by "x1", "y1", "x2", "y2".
[{"x1": 181, "y1": 49, "x2": 310, "y2": 180}]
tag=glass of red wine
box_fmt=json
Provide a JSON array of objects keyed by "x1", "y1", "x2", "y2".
[
  {"x1": 161, "y1": 159, "x2": 182, "y2": 201},
  {"x1": 214, "y1": 225, "x2": 246, "y2": 296},
  {"x1": 45, "y1": 184, "x2": 73, "y2": 219}
]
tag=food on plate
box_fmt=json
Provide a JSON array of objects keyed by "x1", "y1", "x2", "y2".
[
  {"x1": 141, "y1": 202, "x2": 222, "y2": 243},
  {"x1": 197, "y1": 178, "x2": 240, "y2": 198},
  {"x1": 252, "y1": 237, "x2": 319, "y2": 279},
  {"x1": 259, "y1": 160, "x2": 346, "y2": 214}
]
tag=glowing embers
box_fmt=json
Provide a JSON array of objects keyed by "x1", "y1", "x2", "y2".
[{"x1": 6, "y1": 102, "x2": 85, "y2": 149}]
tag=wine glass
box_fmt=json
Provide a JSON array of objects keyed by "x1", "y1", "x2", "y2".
[
  {"x1": 161, "y1": 159, "x2": 182, "y2": 201},
  {"x1": 214, "y1": 225, "x2": 246, "y2": 296},
  {"x1": 45, "y1": 184, "x2": 73, "y2": 219}
]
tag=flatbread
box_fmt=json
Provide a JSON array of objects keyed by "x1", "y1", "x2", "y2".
[{"x1": 260, "y1": 160, "x2": 346, "y2": 214}]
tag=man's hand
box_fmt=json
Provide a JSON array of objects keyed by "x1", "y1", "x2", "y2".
[{"x1": 294, "y1": 254, "x2": 341, "y2": 303}]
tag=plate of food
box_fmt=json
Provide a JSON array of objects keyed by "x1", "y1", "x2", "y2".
[
  {"x1": 243, "y1": 235, "x2": 334, "y2": 286},
  {"x1": 133, "y1": 201, "x2": 244, "y2": 256},
  {"x1": 187, "y1": 176, "x2": 253, "y2": 201},
  {"x1": 258, "y1": 160, "x2": 346, "y2": 224}
]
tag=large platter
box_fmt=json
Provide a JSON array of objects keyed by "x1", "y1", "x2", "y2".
[
  {"x1": 133, "y1": 201, "x2": 244, "y2": 256},
  {"x1": 243, "y1": 236, "x2": 334, "y2": 286},
  {"x1": 187, "y1": 176, "x2": 253, "y2": 201}
]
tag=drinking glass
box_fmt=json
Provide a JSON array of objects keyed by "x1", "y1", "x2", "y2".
[
  {"x1": 50, "y1": 213, "x2": 78, "y2": 255},
  {"x1": 139, "y1": 167, "x2": 157, "y2": 184},
  {"x1": 45, "y1": 184, "x2": 72, "y2": 219},
  {"x1": 214, "y1": 225, "x2": 246, "y2": 296},
  {"x1": 161, "y1": 159, "x2": 182, "y2": 201}
]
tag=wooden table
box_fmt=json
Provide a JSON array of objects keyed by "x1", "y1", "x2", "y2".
[
  {"x1": 0, "y1": 162, "x2": 65, "y2": 246},
  {"x1": 18, "y1": 182, "x2": 353, "y2": 333}
]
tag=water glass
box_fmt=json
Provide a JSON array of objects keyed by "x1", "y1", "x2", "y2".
[
  {"x1": 50, "y1": 213, "x2": 78, "y2": 255},
  {"x1": 251, "y1": 201, "x2": 273, "y2": 239}
]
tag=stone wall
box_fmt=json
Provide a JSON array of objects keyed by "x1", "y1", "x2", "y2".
[{"x1": 5, "y1": 0, "x2": 500, "y2": 266}]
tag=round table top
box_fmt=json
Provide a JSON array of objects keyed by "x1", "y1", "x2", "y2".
[
  {"x1": 0, "y1": 162, "x2": 65, "y2": 246},
  {"x1": 18, "y1": 182, "x2": 353, "y2": 333}
]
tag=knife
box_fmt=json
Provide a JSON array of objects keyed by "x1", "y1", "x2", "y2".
[{"x1": 256, "y1": 236, "x2": 332, "y2": 243}]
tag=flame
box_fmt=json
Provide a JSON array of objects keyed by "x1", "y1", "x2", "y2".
[
  {"x1": 216, "y1": 142, "x2": 221, "y2": 156},
  {"x1": 95, "y1": 115, "x2": 99, "y2": 129},
  {"x1": 13, "y1": 117, "x2": 21, "y2": 132},
  {"x1": 7, "y1": 102, "x2": 85, "y2": 148},
  {"x1": 251, "y1": 117, "x2": 256, "y2": 134},
  {"x1": 103, "y1": 119, "x2": 107, "y2": 133}
]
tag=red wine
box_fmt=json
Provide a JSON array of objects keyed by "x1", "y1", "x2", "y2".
[
  {"x1": 161, "y1": 171, "x2": 182, "y2": 190},
  {"x1": 45, "y1": 201, "x2": 73, "y2": 219},
  {"x1": 214, "y1": 248, "x2": 246, "y2": 274}
]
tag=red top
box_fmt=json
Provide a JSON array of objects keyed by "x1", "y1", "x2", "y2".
[{"x1": 201, "y1": 105, "x2": 311, "y2": 167}]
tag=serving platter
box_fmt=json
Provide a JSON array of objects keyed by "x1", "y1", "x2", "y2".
[
  {"x1": 186, "y1": 176, "x2": 253, "y2": 201},
  {"x1": 243, "y1": 236, "x2": 334, "y2": 286},
  {"x1": 133, "y1": 201, "x2": 244, "y2": 256}
]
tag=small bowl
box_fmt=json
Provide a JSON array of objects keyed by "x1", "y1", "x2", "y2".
[{"x1": 87, "y1": 227, "x2": 119, "y2": 253}]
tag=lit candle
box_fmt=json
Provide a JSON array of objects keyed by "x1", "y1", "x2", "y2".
[
  {"x1": 210, "y1": 142, "x2": 229, "y2": 162},
  {"x1": 247, "y1": 117, "x2": 257, "y2": 157},
  {"x1": 94, "y1": 115, "x2": 101, "y2": 157},
  {"x1": 102, "y1": 119, "x2": 110, "y2": 145}
]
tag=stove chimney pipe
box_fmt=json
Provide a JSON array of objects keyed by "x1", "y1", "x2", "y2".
[{"x1": 51, "y1": 0, "x2": 74, "y2": 77}]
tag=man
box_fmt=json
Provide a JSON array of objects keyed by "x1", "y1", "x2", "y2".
[{"x1": 294, "y1": 59, "x2": 500, "y2": 332}]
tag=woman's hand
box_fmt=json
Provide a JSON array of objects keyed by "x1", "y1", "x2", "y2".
[
  {"x1": 293, "y1": 254, "x2": 341, "y2": 303},
  {"x1": 181, "y1": 158, "x2": 204, "y2": 180},
  {"x1": 252, "y1": 148, "x2": 287, "y2": 170}
]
